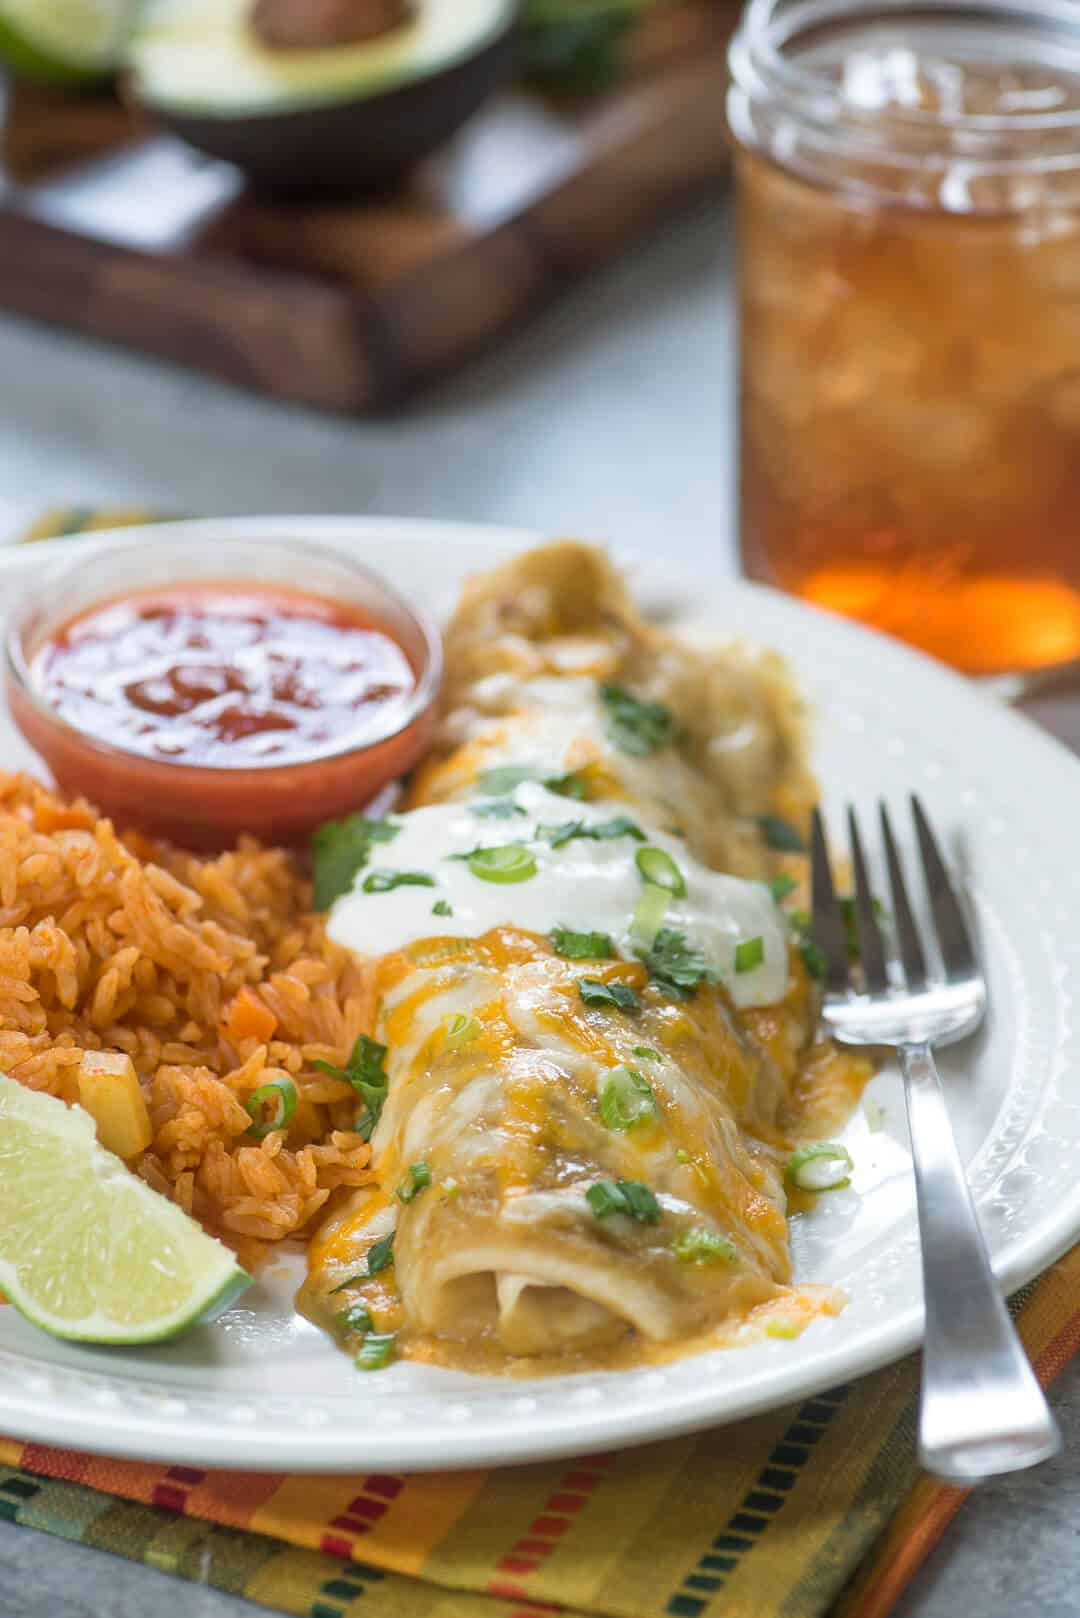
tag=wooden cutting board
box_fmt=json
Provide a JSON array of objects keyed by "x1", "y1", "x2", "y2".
[{"x1": 0, "y1": 2, "x2": 737, "y2": 414}]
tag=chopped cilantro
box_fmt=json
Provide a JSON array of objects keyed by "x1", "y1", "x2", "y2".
[
  {"x1": 329, "y1": 1272, "x2": 366, "y2": 1295},
  {"x1": 314, "y1": 1033, "x2": 390, "y2": 1141},
  {"x1": 366, "y1": 1231, "x2": 395, "y2": 1276},
  {"x1": 477, "y1": 765, "x2": 542, "y2": 795},
  {"x1": 636, "y1": 928, "x2": 718, "y2": 1000},
  {"x1": 579, "y1": 978, "x2": 640, "y2": 1013},
  {"x1": 786, "y1": 909, "x2": 827, "y2": 980},
  {"x1": 758, "y1": 814, "x2": 806, "y2": 853},
  {"x1": 311, "y1": 815, "x2": 399, "y2": 910},
  {"x1": 545, "y1": 770, "x2": 590, "y2": 801},
  {"x1": 838, "y1": 894, "x2": 888, "y2": 958},
  {"x1": 551, "y1": 926, "x2": 615, "y2": 960},
  {"x1": 538, "y1": 814, "x2": 645, "y2": 850},
  {"x1": 599, "y1": 682, "x2": 681, "y2": 757},
  {"x1": 472, "y1": 800, "x2": 527, "y2": 820},
  {"x1": 477, "y1": 764, "x2": 591, "y2": 800},
  {"x1": 768, "y1": 874, "x2": 798, "y2": 902}
]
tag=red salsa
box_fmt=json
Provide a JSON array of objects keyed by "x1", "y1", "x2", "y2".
[
  {"x1": 33, "y1": 585, "x2": 418, "y2": 769},
  {"x1": 10, "y1": 574, "x2": 439, "y2": 850}
]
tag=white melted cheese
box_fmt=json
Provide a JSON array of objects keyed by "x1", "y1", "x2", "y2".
[{"x1": 328, "y1": 784, "x2": 786, "y2": 1009}]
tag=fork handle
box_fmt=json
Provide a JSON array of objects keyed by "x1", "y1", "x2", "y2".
[{"x1": 901, "y1": 1041, "x2": 1062, "y2": 1484}]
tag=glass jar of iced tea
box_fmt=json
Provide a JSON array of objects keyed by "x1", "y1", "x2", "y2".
[{"x1": 728, "y1": 0, "x2": 1080, "y2": 676}]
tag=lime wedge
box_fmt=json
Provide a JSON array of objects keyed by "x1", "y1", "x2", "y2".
[
  {"x1": 0, "y1": 1074, "x2": 251, "y2": 1344},
  {"x1": 0, "y1": 0, "x2": 136, "y2": 85}
]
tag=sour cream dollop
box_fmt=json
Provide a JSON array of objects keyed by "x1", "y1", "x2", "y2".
[{"x1": 328, "y1": 784, "x2": 787, "y2": 1009}]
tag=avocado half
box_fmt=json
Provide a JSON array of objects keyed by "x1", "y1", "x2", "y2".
[
  {"x1": 0, "y1": 0, "x2": 136, "y2": 88},
  {"x1": 126, "y1": 0, "x2": 520, "y2": 196}
]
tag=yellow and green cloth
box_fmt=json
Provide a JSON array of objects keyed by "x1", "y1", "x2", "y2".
[{"x1": 3, "y1": 509, "x2": 1078, "y2": 1618}]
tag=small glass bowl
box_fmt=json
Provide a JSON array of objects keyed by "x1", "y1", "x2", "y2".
[{"x1": 5, "y1": 536, "x2": 443, "y2": 851}]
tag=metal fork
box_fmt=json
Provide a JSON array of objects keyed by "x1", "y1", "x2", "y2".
[{"x1": 811, "y1": 797, "x2": 1062, "y2": 1484}]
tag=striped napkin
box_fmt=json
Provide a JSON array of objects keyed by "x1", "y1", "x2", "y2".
[{"x1": 3, "y1": 508, "x2": 1076, "y2": 1618}]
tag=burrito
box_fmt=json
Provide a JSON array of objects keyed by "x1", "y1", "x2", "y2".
[{"x1": 300, "y1": 543, "x2": 863, "y2": 1368}]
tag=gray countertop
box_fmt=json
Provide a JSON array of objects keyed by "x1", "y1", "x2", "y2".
[{"x1": 1, "y1": 194, "x2": 1076, "y2": 1618}]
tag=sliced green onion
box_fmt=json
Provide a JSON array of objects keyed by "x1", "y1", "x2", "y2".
[
  {"x1": 630, "y1": 882, "x2": 671, "y2": 946},
  {"x1": 768, "y1": 874, "x2": 798, "y2": 902},
  {"x1": 244, "y1": 1076, "x2": 297, "y2": 1139},
  {"x1": 672, "y1": 1227, "x2": 737, "y2": 1265},
  {"x1": 365, "y1": 1231, "x2": 395, "y2": 1276},
  {"x1": 758, "y1": 814, "x2": 806, "y2": 853},
  {"x1": 786, "y1": 1142, "x2": 854, "y2": 1193},
  {"x1": 586, "y1": 1178, "x2": 661, "y2": 1224},
  {"x1": 734, "y1": 936, "x2": 765, "y2": 974},
  {"x1": 362, "y1": 869, "x2": 435, "y2": 894},
  {"x1": 396, "y1": 1162, "x2": 432, "y2": 1203},
  {"x1": 339, "y1": 1303, "x2": 373, "y2": 1334},
  {"x1": 432, "y1": 899, "x2": 454, "y2": 917},
  {"x1": 599, "y1": 1065, "x2": 657, "y2": 1131},
  {"x1": 635, "y1": 846, "x2": 687, "y2": 897},
  {"x1": 355, "y1": 1332, "x2": 397, "y2": 1371},
  {"x1": 442, "y1": 1011, "x2": 481, "y2": 1047},
  {"x1": 579, "y1": 978, "x2": 640, "y2": 1013},
  {"x1": 442, "y1": 1177, "x2": 460, "y2": 1200},
  {"x1": 466, "y1": 844, "x2": 537, "y2": 884},
  {"x1": 675, "y1": 1148, "x2": 691, "y2": 1163},
  {"x1": 550, "y1": 925, "x2": 615, "y2": 960},
  {"x1": 632, "y1": 1045, "x2": 661, "y2": 1061},
  {"x1": 585, "y1": 1180, "x2": 626, "y2": 1219}
]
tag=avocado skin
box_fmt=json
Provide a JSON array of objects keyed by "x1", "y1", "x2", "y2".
[{"x1": 151, "y1": 25, "x2": 518, "y2": 197}]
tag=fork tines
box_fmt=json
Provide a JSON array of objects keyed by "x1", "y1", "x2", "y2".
[{"x1": 811, "y1": 797, "x2": 976, "y2": 993}]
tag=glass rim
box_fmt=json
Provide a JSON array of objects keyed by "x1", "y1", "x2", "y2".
[
  {"x1": 4, "y1": 534, "x2": 445, "y2": 777},
  {"x1": 730, "y1": 0, "x2": 1080, "y2": 144}
]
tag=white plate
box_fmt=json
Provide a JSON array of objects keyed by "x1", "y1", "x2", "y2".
[{"x1": 2, "y1": 516, "x2": 1079, "y2": 1474}]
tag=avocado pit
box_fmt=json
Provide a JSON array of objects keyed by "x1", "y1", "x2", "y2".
[{"x1": 251, "y1": 0, "x2": 413, "y2": 52}]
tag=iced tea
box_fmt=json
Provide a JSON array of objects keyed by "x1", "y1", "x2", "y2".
[{"x1": 728, "y1": 3, "x2": 1080, "y2": 675}]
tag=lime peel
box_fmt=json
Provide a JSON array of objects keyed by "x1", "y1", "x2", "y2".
[{"x1": 0, "y1": 1074, "x2": 251, "y2": 1344}]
